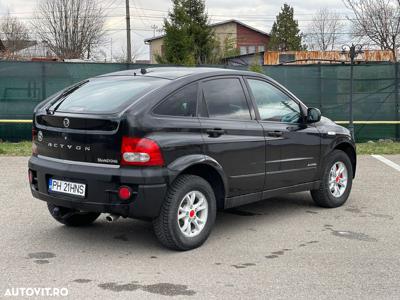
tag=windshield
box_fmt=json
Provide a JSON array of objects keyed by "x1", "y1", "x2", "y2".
[{"x1": 55, "y1": 76, "x2": 169, "y2": 114}]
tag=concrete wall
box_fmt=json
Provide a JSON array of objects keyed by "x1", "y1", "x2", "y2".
[
  {"x1": 149, "y1": 38, "x2": 164, "y2": 64},
  {"x1": 213, "y1": 22, "x2": 238, "y2": 50}
]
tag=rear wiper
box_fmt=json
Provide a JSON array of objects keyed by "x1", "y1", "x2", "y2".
[{"x1": 46, "y1": 80, "x2": 89, "y2": 114}]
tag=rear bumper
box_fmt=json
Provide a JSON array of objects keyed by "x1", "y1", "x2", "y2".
[{"x1": 28, "y1": 155, "x2": 168, "y2": 219}]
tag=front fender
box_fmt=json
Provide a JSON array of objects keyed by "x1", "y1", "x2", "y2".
[
  {"x1": 167, "y1": 154, "x2": 228, "y2": 194},
  {"x1": 326, "y1": 136, "x2": 354, "y2": 154},
  {"x1": 320, "y1": 136, "x2": 356, "y2": 177}
]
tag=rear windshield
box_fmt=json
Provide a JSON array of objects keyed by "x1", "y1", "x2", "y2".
[{"x1": 55, "y1": 76, "x2": 169, "y2": 114}]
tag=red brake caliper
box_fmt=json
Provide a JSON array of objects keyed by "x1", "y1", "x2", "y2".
[{"x1": 335, "y1": 164, "x2": 340, "y2": 183}]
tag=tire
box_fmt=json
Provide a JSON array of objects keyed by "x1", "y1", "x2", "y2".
[
  {"x1": 153, "y1": 175, "x2": 217, "y2": 251},
  {"x1": 47, "y1": 203, "x2": 100, "y2": 227},
  {"x1": 311, "y1": 150, "x2": 353, "y2": 208}
]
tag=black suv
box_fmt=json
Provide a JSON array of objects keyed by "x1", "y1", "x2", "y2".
[{"x1": 29, "y1": 67, "x2": 356, "y2": 250}]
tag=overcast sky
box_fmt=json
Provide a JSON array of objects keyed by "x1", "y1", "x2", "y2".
[{"x1": 0, "y1": 0, "x2": 353, "y2": 60}]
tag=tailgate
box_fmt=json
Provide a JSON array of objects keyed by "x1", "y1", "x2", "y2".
[{"x1": 34, "y1": 114, "x2": 123, "y2": 166}]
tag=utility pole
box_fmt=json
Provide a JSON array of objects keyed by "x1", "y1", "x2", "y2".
[
  {"x1": 110, "y1": 38, "x2": 113, "y2": 63},
  {"x1": 151, "y1": 25, "x2": 158, "y2": 37},
  {"x1": 125, "y1": 0, "x2": 132, "y2": 63}
]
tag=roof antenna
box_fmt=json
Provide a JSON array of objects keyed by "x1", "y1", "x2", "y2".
[{"x1": 140, "y1": 68, "x2": 147, "y2": 75}]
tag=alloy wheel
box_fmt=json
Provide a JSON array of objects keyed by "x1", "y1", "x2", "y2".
[
  {"x1": 328, "y1": 161, "x2": 348, "y2": 198},
  {"x1": 177, "y1": 191, "x2": 208, "y2": 237}
]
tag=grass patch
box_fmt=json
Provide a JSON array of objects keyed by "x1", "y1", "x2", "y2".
[
  {"x1": 356, "y1": 141, "x2": 400, "y2": 155},
  {"x1": 0, "y1": 141, "x2": 32, "y2": 156},
  {"x1": 0, "y1": 140, "x2": 399, "y2": 156}
]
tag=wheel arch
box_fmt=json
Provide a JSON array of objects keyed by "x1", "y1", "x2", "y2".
[
  {"x1": 332, "y1": 140, "x2": 357, "y2": 177},
  {"x1": 167, "y1": 155, "x2": 227, "y2": 210}
]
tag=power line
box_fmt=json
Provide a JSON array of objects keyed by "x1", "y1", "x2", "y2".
[
  {"x1": 3, "y1": 5, "x2": 355, "y2": 17},
  {"x1": 0, "y1": 13, "x2": 361, "y2": 22},
  {"x1": 103, "y1": 0, "x2": 121, "y2": 10},
  {"x1": 132, "y1": 0, "x2": 151, "y2": 27},
  {"x1": 0, "y1": 2, "x2": 373, "y2": 50},
  {"x1": 1, "y1": 3, "x2": 357, "y2": 18},
  {"x1": 0, "y1": 28, "x2": 158, "y2": 34}
]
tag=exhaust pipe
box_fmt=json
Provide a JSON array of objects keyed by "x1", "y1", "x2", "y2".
[{"x1": 105, "y1": 214, "x2": 120, "y2": 223}]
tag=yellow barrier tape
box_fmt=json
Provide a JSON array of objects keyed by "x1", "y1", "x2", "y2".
[
  {"x1": 0, "y1": 120, "x2": 32, "y2": 123},
  {"x1": 335, "y1": 121, "x2": 400, "y2": 125}
]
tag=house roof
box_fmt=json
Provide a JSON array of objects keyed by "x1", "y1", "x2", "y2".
[
  {"x1": 3, "y1": 40, "x2": 37, "y2": 52},
  {"x1": 212, "y1": 19, "x2": 269, "y2": 36},
  {"x1": 144, "y1": 19, "x2": 269, "y2": 43}
]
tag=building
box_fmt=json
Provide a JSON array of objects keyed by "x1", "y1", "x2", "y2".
[
  {"x1": 144, "y1": 19, "x2": 270, "y2": 64},
  {"x1": 0, "y1": 39, "x2": 56, "y2": 61},
  {"x1": 264, "y1": 50, "x2": 396, "y2": 65},
  {"x1": 15, "y1": 41, "x2": 55, "y2": 59}
]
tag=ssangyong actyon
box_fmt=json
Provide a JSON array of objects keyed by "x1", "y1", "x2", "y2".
[{"x1": 29, "y1": 67, "x2": 356, "y2": 250}]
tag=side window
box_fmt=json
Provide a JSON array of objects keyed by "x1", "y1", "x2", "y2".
[
  {"x1": 202, "y1": 78, "x2": 251, "y2": 120},
  {"x1": 247, "y1": 79, "x2": 301, "y2": 123},
  {"x1": 153, "y1": 83, "x2": 198, "y2": 117}
]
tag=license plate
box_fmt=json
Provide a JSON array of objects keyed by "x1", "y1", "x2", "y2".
[{"x1": 48, "y1": 179, "x2": 86, "y2": 197}]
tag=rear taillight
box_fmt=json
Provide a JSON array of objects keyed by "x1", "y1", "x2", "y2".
[
  {"x1": 32, "y1": 127, "x2": 38, "y2": 155},
  {"x1": 120, "y1": 137, "x2": 164, "y2": 166},
  {"x1": 28, "y1": 170, "x2": 33, "y2": 184},
  {"x1": 32, "y1": 127, "x2": 37, "y2": 141}
]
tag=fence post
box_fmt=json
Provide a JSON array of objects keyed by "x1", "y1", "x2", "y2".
[
  {"x1": 318, "y1": 63, "x2": 323, "y2": 112},
  {"x1": 396, "y1": 62, "x2": 399, "y2": 141},
  {"x1": 41, "y1": 62, "x2": 46, "y2": 101}
]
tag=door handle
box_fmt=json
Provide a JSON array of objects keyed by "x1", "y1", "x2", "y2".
[
  {"x1": 267, "y1": 131, "x2": 283, "y2": 137},
  {"x1": 206, "y1": 128, "x2": 225, "y2": 137}
]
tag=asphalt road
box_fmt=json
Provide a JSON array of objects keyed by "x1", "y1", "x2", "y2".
[{"x1": 1, "y1": 155, "x2": 400, "y2": 299}]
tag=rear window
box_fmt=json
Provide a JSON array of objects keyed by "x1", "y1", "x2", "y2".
[{"x1": 56, "y1": 77, "x2": 168, "y2": 113}]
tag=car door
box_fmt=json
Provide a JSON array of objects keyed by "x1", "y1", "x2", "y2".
[
  {"x1": 150, "y1": 82, "x2": 203, "y2": 165},
  {"x1": 245, "y1": 77, "x2": 321, "y2": 190},
  {"x1": 198, "y1": 76, "x2": 265, "y2": 197}
]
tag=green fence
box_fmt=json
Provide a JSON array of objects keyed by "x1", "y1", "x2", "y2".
[
  {"x1": 0, "y1": 61, "x2": 399, "y2": 141},
  {"x1": 264, "y1": 63, "x2": 400, "y2": 141}
]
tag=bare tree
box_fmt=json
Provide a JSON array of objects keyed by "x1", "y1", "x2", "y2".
[
  {"x1": 0, "y1": 12, "x2": 30, "y2": 58},
  {"x1": 113, "y1": 46, "x2": 139, "y2": 63},
  {"x1": 344, "y1": 0, "x2": 400, "y2": 60},
  {"x1": 32, "y1": 0, "x2": 106, "y2": 59},
  {"x1": 306, "y1": 8, "x2": 342, "y2": 51}
]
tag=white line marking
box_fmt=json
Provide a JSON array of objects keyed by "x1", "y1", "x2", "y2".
[{"x1": 371, "y1": 155, "x2": 400, "y2": 172}]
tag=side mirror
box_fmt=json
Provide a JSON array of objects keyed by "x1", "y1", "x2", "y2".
[{"x1": 307, "y1": 107, "x2": 321, "y2": 123}]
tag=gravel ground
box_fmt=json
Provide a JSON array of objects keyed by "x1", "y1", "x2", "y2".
[{"x1": 0, "y1": 155, "x2": 399, "y2": 299}]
